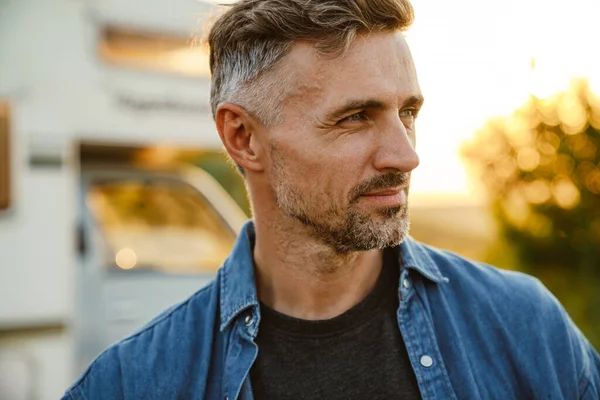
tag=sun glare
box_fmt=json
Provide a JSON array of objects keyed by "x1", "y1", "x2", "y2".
[{"x1": 406, "y1": 0, "x2": 600, "y2": 201}]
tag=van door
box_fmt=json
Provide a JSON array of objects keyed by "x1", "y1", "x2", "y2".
[{"x1": 75, "y1": 166, "x2": 241, "y2": 372}]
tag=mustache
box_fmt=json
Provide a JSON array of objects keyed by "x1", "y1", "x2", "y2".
[{"x1": 348, "y1": 173, "x2": 411, "y2": 203}]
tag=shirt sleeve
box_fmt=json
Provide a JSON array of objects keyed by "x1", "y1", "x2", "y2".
[
  {"x1": 527, "y1": 277, "x2": 600, "y2": 399},
  {"x1": 578, "y1": 332, "x2": 600, "y2": 399},
  {"x1": 61, "y1": 387, "x2": 86, "y2": 400},
  {"x1": 62, "y1": 346, "x2": 125, "y2": 400},
  {"x1": 540, "y1": 279, "x2": 600, "y2": 400}
]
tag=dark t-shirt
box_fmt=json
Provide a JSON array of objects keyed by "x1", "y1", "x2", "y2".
[{"x1": 250, "y1": 248, "x2": 422, "y2": 399}]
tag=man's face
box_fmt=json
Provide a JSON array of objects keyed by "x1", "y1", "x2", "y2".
[{"x1": 264, "y1": 32, "x2": 422, "y2": 253}]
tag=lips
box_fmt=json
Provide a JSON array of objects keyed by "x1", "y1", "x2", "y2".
[
  {"x1": 362, "y1": 187, "x2": 404, "y2": 196},
  {"x1": 360, "y1": 187, "x2": 407, "y2": 206}
]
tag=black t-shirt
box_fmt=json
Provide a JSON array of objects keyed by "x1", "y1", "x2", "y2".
[{"x1": 250, "y1": 248, "x2": 422, "y2": 399}]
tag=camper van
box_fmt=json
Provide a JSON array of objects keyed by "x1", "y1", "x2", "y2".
[{"x1": 0, "y1": 1, "x2": 250, "y2": 398}]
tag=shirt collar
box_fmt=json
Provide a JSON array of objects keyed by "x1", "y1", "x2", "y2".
[
  {"x1": 219, "y1": 220, "x2": 260, "y2": 332},
  {"x1": 219, "y1": 221, "x2": 448, "y2": 331},
  {"x1": 399, "y1": 236, "x2": 449, "y2": 284}
]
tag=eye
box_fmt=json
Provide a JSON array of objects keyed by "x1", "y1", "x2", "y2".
[
  {"x1": 340, "y1": 111, "x2": 368, "y2": 124},
  {"x1": 399, "y1": 108, "x2": 418, "y2": 118}
]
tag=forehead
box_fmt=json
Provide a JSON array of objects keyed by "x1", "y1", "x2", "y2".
[{"x1": 281, "y1": 32, "x2": 420, "y2": 115}]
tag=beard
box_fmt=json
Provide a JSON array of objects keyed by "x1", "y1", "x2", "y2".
[{"x1": 270, "y1": 144, "x2": 411, "y2": 254}]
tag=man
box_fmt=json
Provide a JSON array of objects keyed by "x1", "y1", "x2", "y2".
[{"x1": 63, "y1": 0, "x2": 600, "y2": 399}]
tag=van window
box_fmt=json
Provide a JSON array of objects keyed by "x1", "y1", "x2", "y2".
[
  {"x1": 0, "y1": 102, "x2": 10, "y2": 211},
  {"x1": 86, "y1": 178, "x2": 236, "y2": 274},
  {"x1": 98, "y1": 26, "x2": 211, "y2": 78}
]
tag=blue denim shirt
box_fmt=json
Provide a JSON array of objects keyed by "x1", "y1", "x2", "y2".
[{"x1": 63, "y1": 221, "x2": 600, "y2": 399}]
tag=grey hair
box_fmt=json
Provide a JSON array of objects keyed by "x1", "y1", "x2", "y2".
[{"x1": 207, "y1": 0, "x2": 415, "y2": 126}]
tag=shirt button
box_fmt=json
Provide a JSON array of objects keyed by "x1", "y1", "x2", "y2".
[
  {"x1": 245, "y1": 314, "x2": 253, "y2": 326},
  {"x1": 420, "y1": 355, "x2": 433, "y2": 368},
  {"x1": 403, "y1": 279, "x2": 410, "y2": 289}
]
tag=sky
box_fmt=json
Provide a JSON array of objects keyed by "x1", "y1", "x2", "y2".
[{"x1": 405, "y1": 0, "x2": 600, "y2": 201}]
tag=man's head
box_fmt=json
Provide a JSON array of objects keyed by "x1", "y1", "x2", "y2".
[{"x1": 209, "y1": 0, "x2": 422, "y2": 253}]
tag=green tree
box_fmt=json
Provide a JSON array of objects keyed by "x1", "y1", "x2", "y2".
[{"x1": 463, "y1": 79, "x2": 600, "y2": 348}]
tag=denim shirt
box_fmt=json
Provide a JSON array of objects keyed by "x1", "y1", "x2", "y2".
[{"x1": 63, "y1": 221, "x2": 600, "y2": 400}]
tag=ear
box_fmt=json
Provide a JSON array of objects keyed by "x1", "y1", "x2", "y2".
[{"x1": 215, "y1": 103, "x2": 264, "y2": 173}]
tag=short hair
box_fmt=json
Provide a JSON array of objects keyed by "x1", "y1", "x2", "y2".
[{"x1": 207, "y1": 0, "x2": 415, "y2": 126}]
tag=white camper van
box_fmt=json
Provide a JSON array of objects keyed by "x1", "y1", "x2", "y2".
[{"x1": 0, "y1": 1, "x2": 248, "y2": 398}]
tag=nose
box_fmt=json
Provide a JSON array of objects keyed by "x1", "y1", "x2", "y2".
[{"x1": 372, "y1": 118, "x2": 420, "y2": 173}]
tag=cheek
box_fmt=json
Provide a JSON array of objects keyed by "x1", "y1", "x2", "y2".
[
  {"x1": 273, "y1": 130, "x2": 372, "y2": 195},
  {"x1": 333, "y1": 135, "x2": 376, "y2": 171},
  {"x1": 271, "y1": 141, "x2": 319, "y2": 190},
  {"x1": 315, "y1": 152, "x2": 366, "y2": 200},
  {"x1": 286, "y1": 152, "x2": 347, "y2": 198}
]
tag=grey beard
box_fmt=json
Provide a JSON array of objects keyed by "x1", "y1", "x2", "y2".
[{"x1": 287, "y1": 203, "x2": 410, "y2": 254}]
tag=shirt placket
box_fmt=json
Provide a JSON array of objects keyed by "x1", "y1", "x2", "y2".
[
  {"x1": 397, "y1": 269, "x2": 457, "y2": 400},
  {"x1": 224, "y1": 310, "x2": 259, "y2": 400}
]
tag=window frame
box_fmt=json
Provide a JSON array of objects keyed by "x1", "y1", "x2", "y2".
[
  {"x1": 0, "y1": 102, "x2": 10, "y2": 211},
  {"x1": 97, "y1": 25, "x2": 211, "y2": 78},
  {"x1": 82, "y1": 170, "x2": 238, "y2": 275}
]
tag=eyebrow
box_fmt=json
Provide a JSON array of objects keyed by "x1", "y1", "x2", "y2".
[{"x1": 325, "y1": 95, "x2": 425, "y2": 122}]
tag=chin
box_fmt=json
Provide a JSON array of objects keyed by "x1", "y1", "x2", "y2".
[
  {"x1": 341, "y1": 215, "x2": 411, "y2": 253},
  {"x1": 383, "y1": 219, "x2": 411, "y2": 246}
]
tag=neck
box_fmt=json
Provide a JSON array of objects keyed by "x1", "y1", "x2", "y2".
[{"x1": 252, "y1": 215, "x2": 384, "y2": 321}]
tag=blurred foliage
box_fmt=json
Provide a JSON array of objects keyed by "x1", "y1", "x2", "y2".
[{"x1": 463, "y1": 78, "x2": 600, "y2": 349}]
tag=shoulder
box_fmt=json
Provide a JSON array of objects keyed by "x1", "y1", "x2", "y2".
[
  {"x1": 415, "y1": 241, "x2": 600, "y2": 396},
  {"x1": 63, "y1": 279, "x2": 221, "y2": 399},
  {"x1": 420, "y1": 242, "x2": 548, "y2": 305}
]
